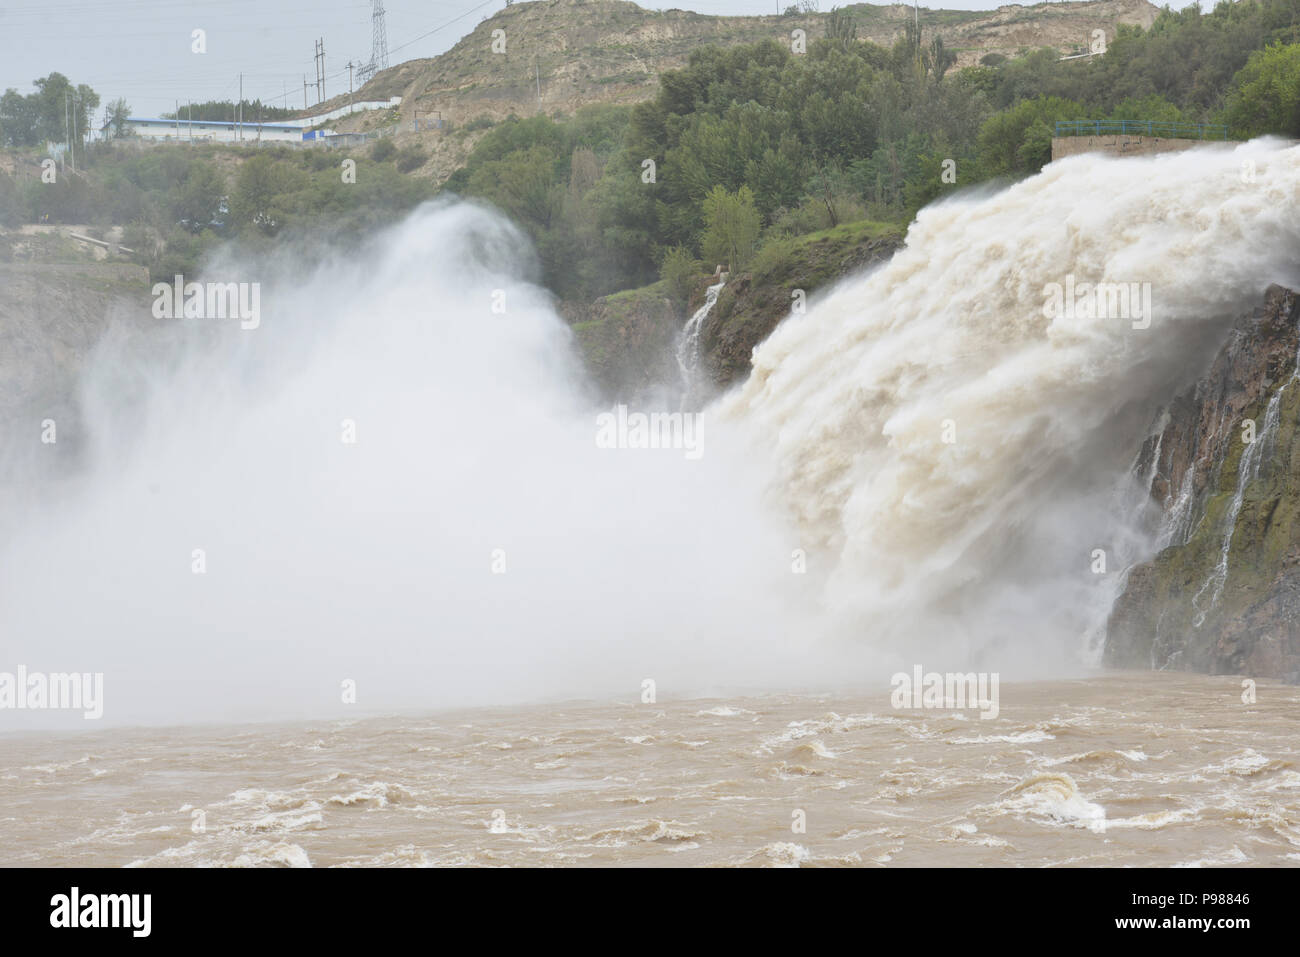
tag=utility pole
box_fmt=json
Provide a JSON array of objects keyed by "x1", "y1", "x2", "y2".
[
  {"x1": 348, "y1": 60, "x2": 354, "y2": 113},
  {"x1": 64, "y1": 92, "x2": 81, "y2": 171},
  {"x1": 304, "y1": 75, "x2": 308, "y2": 110},
  {"x1": 238, "y1": 73, "x2": 243, "y2": 142},
  {"x1": 358, "y1": 1, "x2": 389, "y2": 85},
  {"x1": 314, "y1": 38, "x2": 325, "y2": 103}
]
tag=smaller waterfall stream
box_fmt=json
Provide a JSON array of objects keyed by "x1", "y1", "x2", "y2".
[
  {"x1": 1191, "y1": 341, "x2": 1300, "y2": 626},
  {"x1": 676, "y1": 279, "x2": 725, "y2": 407}
]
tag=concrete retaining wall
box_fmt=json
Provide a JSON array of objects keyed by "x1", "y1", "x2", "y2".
[{"x1": 1051, "y1": 135, "x2": 1226, "y2": 160}]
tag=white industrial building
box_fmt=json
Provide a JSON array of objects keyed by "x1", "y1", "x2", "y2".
[
  {"x1": 106, "y1": 117, "x2": 306, "y2": 143},
  {"x1": 96, "y1": 98, "x2": 402, "y2": 145}
]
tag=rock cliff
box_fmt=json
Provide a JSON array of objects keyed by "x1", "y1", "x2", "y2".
[{"x1": 1106, "y1": 286, "x2": 1300, "y2": 681}]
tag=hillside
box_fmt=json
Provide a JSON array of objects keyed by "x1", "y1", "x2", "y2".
[{"x1": 314, "y1": 0, "x2": 1160, "y2": 182}]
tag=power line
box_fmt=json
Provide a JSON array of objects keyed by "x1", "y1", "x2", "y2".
[
  {"x1": 387, "y1": 0, "x2": 502, "y2": 59},
  {"x1": 249, "y1": 0, "x2": 504, "y2": 105},
  {"x1": 13, "y1": 0, "x2": 509, "y2": 117}
]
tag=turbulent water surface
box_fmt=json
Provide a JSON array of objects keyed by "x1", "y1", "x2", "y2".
[
  {"x1": 3, "y1": 674, "x2": 1298, "y2": 867},
  {"x1": 4, "y1": 146, "x2": 1300, "y2": 868}
]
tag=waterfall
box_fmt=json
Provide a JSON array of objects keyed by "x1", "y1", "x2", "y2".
[
  {"x1": 718, "y1": 139, "x2": 1300, "y2": 661},
  {"x1": 1191, "y1": 337, "x2": 1300, "y2": 625},
  {"x1": 6, "y1": 142, "x2": 1300, "y2": 724},
  {"x1": 676, "y1": 278, "x2": 725, "y2": 406}
]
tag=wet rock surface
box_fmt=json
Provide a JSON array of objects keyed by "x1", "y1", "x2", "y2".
[{"x1": 1107, "y1": 286, "x2": 1300, "y2": 681}]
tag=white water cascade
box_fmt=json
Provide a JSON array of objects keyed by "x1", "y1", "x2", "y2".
[
  {"x1": 1191, "y1": 335, "x2": 1300, "y2": 625},
  {"x1": 719, "y1": 138, "x2": 1300, "y2": 669},
  {"x1": 4, "y1": 143, "x2": 1300, "y2": 726},
  {"x1": 676, "y1": 278, "x2": 725, "y2": 406}
]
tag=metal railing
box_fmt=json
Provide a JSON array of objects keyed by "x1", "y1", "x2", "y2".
[{"x1": 1054, "y1": 120, "x2": 1229, "y2": 140}]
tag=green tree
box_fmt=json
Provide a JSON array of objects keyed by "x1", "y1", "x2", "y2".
[
  {"x1": 162, "y1": 99, "x2": 297, "y2": 123},
  {"x1": 0, "y1": 74, "x2": 98, "y2": 148},
  {"x1": 228, "y1": 154, "x2": 301, "y2": 235},
  {"x1": 171, "y1": 162, "x2": 227, "y2": 233},
  {"x1": 466, "y1": 144, "x2": 563, "y2": 230},
  {"x1": 1107, "y1": 94, "x2": 1185, "y2": 124},
  {"x1": 0, "y1": 90, "x2": 38, "y2": 146},
  {"x1": 699, "y1": 185, "x2": 761, "y2": 271},
  {"x1": 977, "y1": 95, "x2": 1088, "y2": 178},
  {"x1": 395, "y1": 145, "x2": 427, "y2": 173},
  {"x1": 1223, "y1": 42, "x2": 1300, "y2": 137},
  {"x1": 105, "y1": 98, "x2": 132, "y2": 139},
  {"x1": 32, "y1": 73, "x2": 98, "y2": 147},
  {"x1": 827, "y1": 7, "x2": 858, "y2": 51},
  {"x1": 925, "y1": 36, "x2": 957, "y2": 83},
  {"x1": 659, "y1": 245, "x2": 700, "y2": 303}
]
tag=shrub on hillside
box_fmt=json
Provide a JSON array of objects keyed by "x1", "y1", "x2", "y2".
[
  {"x1": 395, "y1": 145, "x2": 427, "y2": 173},
  {"x1": 658, "y1": 245, "x2": 700, "y2": 303}
]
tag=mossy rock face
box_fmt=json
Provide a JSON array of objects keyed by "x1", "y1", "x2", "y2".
[
  {"x1": 697, "y1": 219, "x2": 904, "y2": 389},
  {"x1": 562, "y1": 219, "x2": 903, "y2": 405},
  {"x1": 1106, "y1": 287, "x2": 1300, "y2": 681},
  {"x1": 563, "y1": 279, "x2": 683, "y2": 403}
]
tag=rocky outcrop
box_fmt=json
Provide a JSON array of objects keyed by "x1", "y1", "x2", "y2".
[
  {"x1": 697, "y1": 222, "x2": 903, "y2": 391},
  {"x1": 361, "y1": 0, "x2": 1162, "y2": 121},
  {"x1": 562, "y1": 220, "x2": 905, "y2": 404},
  {"x1": 1105, "y1": 286, "x2": 1300, "y2": 681},
  {"x1": 562, "y1": 281, "x2": 684, "y2": 402},
  {"x1": 563, "y1": 219, "x2": 905, "y2": 404}
]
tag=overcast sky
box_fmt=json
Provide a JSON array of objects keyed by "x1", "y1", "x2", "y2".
[{"x1": 1, "y1": 0, "x2": 1191, "y2": 120}]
